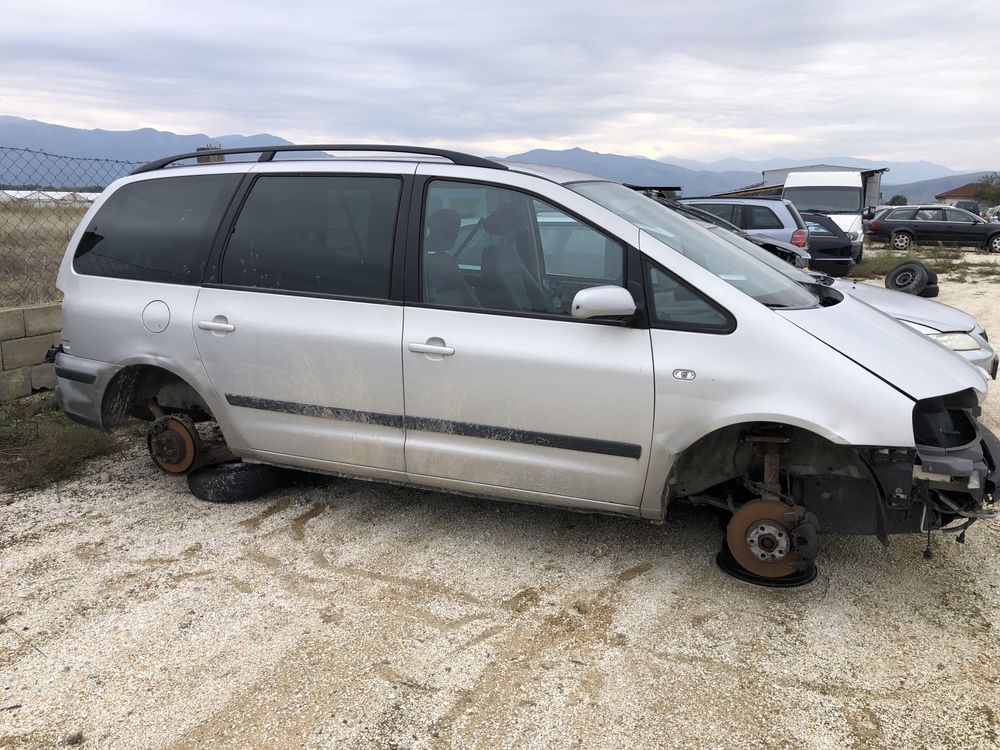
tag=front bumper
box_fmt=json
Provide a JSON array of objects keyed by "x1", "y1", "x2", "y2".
[
  {"x1": 855, "y1": 420, "x2": 998, "y2": 541},
  {"x1": 956, "y1": 349, "x2": 999, "y2": 379}
]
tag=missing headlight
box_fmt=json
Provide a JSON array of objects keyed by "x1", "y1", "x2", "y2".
[{"x1": 913, "y1": 391, "x2": 979, "y2": 448}]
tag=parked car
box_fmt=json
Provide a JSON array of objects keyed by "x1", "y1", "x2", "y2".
[
  {"x1": 640, "y1": 196, "x2": 811, "y2": 269},
  {"x1": 954, "y1": 200, "x2": 982, "y2": 216},
  {"x1": 678, "y1": 196, "x2": 809, "y2": 250},
  {"x1": 867, "y1": 204, "x2": 1000, "y2": 252},
  {"x1": 52, "y1": 145, "x2": 998, "y2": 583},
  {"x1": 986, "y1": 206, "x2": 1000, "y2": 223},
  {"x1": 798, "y1": 212, "x2": 855, "y2": 276},
  {"x1": 696, "y1": 220, "x2": 998, "y2": 378}
]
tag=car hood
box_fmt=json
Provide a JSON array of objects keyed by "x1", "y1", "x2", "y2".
[
  {"x1": 778, "y1": 293, "x2": 988, "y2": 402},
  {"x1": 832, "y1": 279, "x2": 975, "y2": 333},
  {"x1": 824, "y1": 213, "x2": 862, "y2": 233}
]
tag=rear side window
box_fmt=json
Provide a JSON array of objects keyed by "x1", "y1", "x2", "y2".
[
  {"x1": 74, "y1": 174, "x2": 240, "y2": 284},
  {"x1": 805, "y1": 220, "x2": 834, "y2": 236},
  {"x1": 695, "y1": 203, "x2": 740, "y2": 226},
  {"x1": 221, "y1": 175, "x2": 401, "y2": 299},
  {"x1": 745, "y1": 205, "x2": 783, "y2": 230}
]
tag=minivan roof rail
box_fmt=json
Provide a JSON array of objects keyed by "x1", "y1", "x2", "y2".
[{"x1": 131, "y1": 144, "x2": 507, "y2": 175}]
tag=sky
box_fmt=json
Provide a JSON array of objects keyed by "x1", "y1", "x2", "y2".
[{"x1": 2, "y1": 0, "x2": 999, "y2": 169}]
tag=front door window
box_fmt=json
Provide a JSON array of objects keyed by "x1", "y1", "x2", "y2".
[{"x1": 421, "y1": 181, "x2": 624, "y2": 316}]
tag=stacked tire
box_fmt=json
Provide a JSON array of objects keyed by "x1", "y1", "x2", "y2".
[{"x1": 885, "y1": 261, "x2": 938, "y2": 298}]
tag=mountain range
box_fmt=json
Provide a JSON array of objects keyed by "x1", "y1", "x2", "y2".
[
  {"x1": 658, "y1": 155, "x2": 964, "y2": 184},
  {"x1": 0, "y1": 116, "x2": 993, "y2": 201},
  {"x1": 0, "y1": 115, "x2": 292, "y2": 162}
]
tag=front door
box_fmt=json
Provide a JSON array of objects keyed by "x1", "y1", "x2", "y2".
[
  {"x1": 401, "y1": 179, "x2": 654, "y2": 508},
  {"x1": 194, "y1": 170, "x2": 408, "y2": 474},
  {"x1": 944, "y1": 208, "x2": 981, "y2": 245}
]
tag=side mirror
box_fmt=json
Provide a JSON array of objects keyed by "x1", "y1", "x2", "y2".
[
  {"x1": 865, "y1": 206, "x2": 876, "y2": 219},
  {"x1": 571, "y1": 285, "x2": 636, "y2": 320}
]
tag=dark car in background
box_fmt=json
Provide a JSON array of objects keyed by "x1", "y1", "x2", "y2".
[
  {"x1": 954, "y1": 200, "x2": 981, "y2": 216},
  {"x1": 867, "y1": 204, "x2": 1000, "y2": 253},
  {"x1": 799, "y1": 212, "x2": 855, "y2": 276}
]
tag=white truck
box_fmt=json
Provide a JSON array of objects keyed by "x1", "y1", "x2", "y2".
[{"x1": 781, "y1": 170, "x2": 883, "y2": 263}]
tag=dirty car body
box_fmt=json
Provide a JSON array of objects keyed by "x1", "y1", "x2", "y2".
[{"x1": 52, "y1": 146, "x2": 998, "y2": 578}]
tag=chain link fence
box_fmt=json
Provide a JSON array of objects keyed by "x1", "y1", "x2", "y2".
[{"x1": 1, "y1": 146, "x2": 142, "y2": 308}]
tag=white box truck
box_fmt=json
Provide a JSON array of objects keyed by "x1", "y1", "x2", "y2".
[{"x1": 781, "y1": 170, "x2": 883, "y2": 263}]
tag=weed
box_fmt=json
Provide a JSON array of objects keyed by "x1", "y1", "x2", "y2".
[
  {"x1": 852, "y1": 244, "x2": 985, "y2": 280},
  {"x1": 0, "y1": 395, "x2": 137, "y2": 492}
]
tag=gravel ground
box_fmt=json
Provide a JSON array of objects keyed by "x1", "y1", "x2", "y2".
[{"x1": 2, "y1": 278, "x2": 1000, "y2": 750}]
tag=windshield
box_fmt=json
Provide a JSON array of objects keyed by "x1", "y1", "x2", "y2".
[
  {"x1": 571, "y1": 181, "x2": 819, "y2": 309},
  {"x1": 783, "y1": 186, "x2": 862, "y2": 213},
  {"x1": 704, "y1": 226, "x2": 833, "y2": 285}
]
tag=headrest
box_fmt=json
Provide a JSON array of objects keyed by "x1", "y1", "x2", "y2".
[
  {"x1": 483, "y1": 203, "x2": 524, "y2": 236},
  {"x1": 426, "y1": 208, "x2": 461, "y2": 252}
]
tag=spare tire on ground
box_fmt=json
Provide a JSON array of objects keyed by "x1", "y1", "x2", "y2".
[
  {"x1": 885, "y1": 261, "x2": 930, "y2": 295},
  {"x1": 187, "y1": 461, "x2": 295, "y2": 503},
  {"x1": 919, "y1": 283, "x2": 940, "y2": 298}
]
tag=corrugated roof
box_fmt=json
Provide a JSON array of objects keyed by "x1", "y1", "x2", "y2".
[{"x1": 935, "y1": 182, "x2": 982, "y2": 199}]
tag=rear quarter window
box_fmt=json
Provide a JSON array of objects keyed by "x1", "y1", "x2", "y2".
[
  {"x1": 746, "y1": 205, "x2": 783, "y2": 230},
  {"x1": 74, "y1": 174, "x2": 240, "y2": 284},
  {"x1": 784, "y1": 202, "x2": 807, "y2": 229}
]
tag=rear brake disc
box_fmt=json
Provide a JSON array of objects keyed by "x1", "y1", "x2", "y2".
[{"x1": 146, "y1": 415, "x2": 200, "y2": 474}]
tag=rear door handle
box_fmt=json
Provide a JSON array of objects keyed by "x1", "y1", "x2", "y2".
[
  {"x1": 198, "y1": 318, "x2": 236, "y2": 333},
  {"x1": 408, "y1": 342, "x2": 455, "y2": 356}
]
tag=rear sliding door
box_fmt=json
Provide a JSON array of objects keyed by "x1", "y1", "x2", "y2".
[{"x1": 194, "y1": 164, "x2": 411, "y2": 475}]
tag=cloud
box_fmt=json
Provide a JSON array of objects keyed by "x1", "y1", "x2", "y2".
[{"x1": 1, "y1": 0, "x2": 998, "y2": 168}]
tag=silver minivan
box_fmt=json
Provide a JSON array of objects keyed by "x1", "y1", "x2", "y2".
[{"x1": 52, "y1": 145, "x2": 998, "y2": 584}]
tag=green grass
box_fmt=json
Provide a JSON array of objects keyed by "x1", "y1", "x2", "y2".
[{"x1": 0, "y1": 395, "x2": 135, "y2": 492}]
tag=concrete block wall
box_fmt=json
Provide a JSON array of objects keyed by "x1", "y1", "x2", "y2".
[{"x1": 1, "y1": 304, "x2": 62, "y2": 402}]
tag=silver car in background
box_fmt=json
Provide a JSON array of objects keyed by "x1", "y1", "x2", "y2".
[{"x1": 51, "y1": 145, "x2": 998, "y2": 585}]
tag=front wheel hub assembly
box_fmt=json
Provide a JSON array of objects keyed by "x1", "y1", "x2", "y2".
[
  {"x1": 146, "y1": 415, "x2": 200, "y2": 474},
  {"x1": 717, "y1": 499, "x2": 819, "y2": 587}
]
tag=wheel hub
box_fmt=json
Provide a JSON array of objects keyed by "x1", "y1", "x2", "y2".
[
  {"x1": 746, "y1": 520, "x2": 788, "y2": 562},
  {"x1": 894, "y1": 271, "x2": 914, "y2": 285},
  {"x1": 150, "y1": 427, "x2": 184, "y2": 463},
  {"x1": 146, "y1": 415, "x2": 199, "y2": 474},
  {"x1": 723, "y1": 499, "x2": 817, "y2": 580}
]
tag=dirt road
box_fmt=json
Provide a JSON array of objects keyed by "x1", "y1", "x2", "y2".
[{"x1": 2, "y1": 279, "x2": 999, "y2": 750}]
